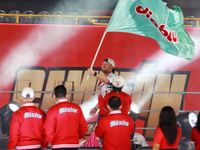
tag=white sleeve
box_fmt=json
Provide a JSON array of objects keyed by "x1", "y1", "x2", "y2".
[{"x1": 107, "y1": 73, "x2": 116, "y2": 83}]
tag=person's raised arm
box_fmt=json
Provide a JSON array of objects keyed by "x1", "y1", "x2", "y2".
[{"x1": 88, "y1": 68, "x2": 110, "y2": 84}]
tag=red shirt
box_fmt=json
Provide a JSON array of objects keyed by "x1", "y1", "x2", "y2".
[
  {"x1": 97, "y1": 72, "x2": 116, "y2": 115},
  {"x1": 7, "y1": 103, "x2": 47, "y2": 150},
  {"x1": 98, "y1": 95, "x2": 107, "y2": 115},
  {"x1": 191, "y1": 127, "x2": 200, "y2": 150},
  {"x1": 95, "y1": 110, "x2": 134, "y2": 150},
  {"x1": 44, "y1": 99, "x2": 88, "y2": 149},
  {"x1": 104, "y1": 91, "x2": 132, "y2": 115},
  {"x1": 153, "y1": 125, "x2": 181, "y2": 149}
]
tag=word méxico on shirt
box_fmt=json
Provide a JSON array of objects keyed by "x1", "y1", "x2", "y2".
[
  {"x1": 59, "y1": 107, "x2": 77, "y2": 114},
  {"x1": 24, "y1": 112, "x2": 42, "y2": 119},
  {"x1": 110, "y1": 120, "x2": 129, "y2": 127}
]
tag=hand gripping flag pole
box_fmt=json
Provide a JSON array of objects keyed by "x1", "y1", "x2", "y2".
[{"x1": 87, "y1": 31, "x2": 107, "y2": 79}]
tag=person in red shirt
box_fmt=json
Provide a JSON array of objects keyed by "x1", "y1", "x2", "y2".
[
  {"x1": 7, "y1": 87, "x2": 47, "y2": 150},
  {"x1": 153, "y1": 106, "x2": 181, "y2": 150},
  {"x1": 95, "y1": 96, "x2": 134, "y2": 150},
  {"x1": 44, "y1": 85, "x2": 88, "y2": 150},
  {"x1": 191, "y1": 112, "x2": 200, "y2": 150},
  {"x1": 104, "y1": 76, "x2": 132, "y2": 115}
]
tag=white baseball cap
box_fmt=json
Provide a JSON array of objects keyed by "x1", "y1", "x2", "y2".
[
  {"x1": 112, "y1": 76, "x2": 124, "y2": 88},
  {"x1": 22, "y1": 87, "x2": 34, "y2": 98},
  {"x1": 104, "y1": 58, "x2": 115, "y2": 67}
]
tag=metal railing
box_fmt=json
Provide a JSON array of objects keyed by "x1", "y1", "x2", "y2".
[
  {"x1": 184, "y1": 17, "x2": 200, "y2": 27},
  {"x1": 0, "y1": 14, "x2": 111, "y2": 25},
  {"x1": 2, "y1": 90, "x2": 200, "y2": 114},
  {"x1": 0, "y1": 13, "x2": 200, "y2": 27}
]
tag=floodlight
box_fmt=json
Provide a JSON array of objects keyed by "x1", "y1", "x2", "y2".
[
  {"x1": 177, "y1": 112, "x2": 197, "y2": 150},
  {"x1": 177, "y1": 112, "x2": 197, "y2": 139},
  {"x1": 129, "y1": 102, "x2": 140, "y2": 149},
  {"x1": 1, "y1": 101, "x2": 20, "y2": 135},
  {"x1": 130, "y1": 102, "x2": 140, "y2": 114},
  {"x1": 129, "y1": 102, "x2": 140, "y2": 122},
  {"x1": 0, "y1": 101, "x2": 20, "y2": 149},
  {"x1": 8, "y1": 101, "x2": 20, "y2": 112}
]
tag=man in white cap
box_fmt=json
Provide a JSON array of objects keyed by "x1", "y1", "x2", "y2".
[
  {"x1": 8, "y1": 87, "x2": 47, "y2": 150},
  {"x1": 88, "y1": 58, "x2": 116, "y2": 118},
  {"x1": 104, "y1": 76, "x2": 132, "y2": 115}
]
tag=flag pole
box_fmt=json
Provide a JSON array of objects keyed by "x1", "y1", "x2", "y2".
[{"x1": 87, "y1": 31, "x2": 107, "y2": 79}]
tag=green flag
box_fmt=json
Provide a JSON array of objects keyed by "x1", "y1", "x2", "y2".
[{"x1": 106, "y1": 0, "x2": 195, "y2": 61}]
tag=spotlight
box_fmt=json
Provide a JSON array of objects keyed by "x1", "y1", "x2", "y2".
[
  {"x1": 0, "y1": 101, "x2": 20, "y2": 136},
  {"x1": 8, "y1": 101, "x2": 20, "y2": 112},
  {"x1": 177, "y1": 112, "x2": 197, "y2": 150},
  {"x1": 129, "y1": 102, "x2": 140, "y2": 150},
  {"x1": 0, "y1": 101, "x2": 20, "y2": 149},
  {"x1": 130, "y1": 102, "x2": 140, "y2": 114},
  {"x1": 129, "y1": 102, "x2": 140, "y2": 122},
  {"x1": 177, "y1": 112, "x2": 197, "y2": 139}
]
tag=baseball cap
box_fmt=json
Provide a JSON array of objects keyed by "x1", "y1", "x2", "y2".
[
  {"x1": 104, "y1": 58, "x2": 115, "y2": 67},
  {"x1": 112, "y1": 76, "x2": 124, "y2": 88},
  {"x1": 22, "y1": 87, "x2": 34, "y2": 98}
]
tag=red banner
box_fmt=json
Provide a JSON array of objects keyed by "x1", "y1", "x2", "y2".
[{"x1": 0, "y1": 24, "x2": 200, "y2": 144}]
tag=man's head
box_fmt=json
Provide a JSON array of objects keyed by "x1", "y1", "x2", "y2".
[
  {"x1": 107, "y1": 96, "x2": 122, "y2": 111},
  {"x1": 54, "y1": 85, "x2": 67, "y2": 98},
  {"x1": 101, "y1": 58, "x2": 115, "y2": 74},
  {"x1": 21, "y1": 87, "x2": 34, "y2": 102},
  {"x1": 112, "y1": 76, "x2": 124, "y2": 92}
]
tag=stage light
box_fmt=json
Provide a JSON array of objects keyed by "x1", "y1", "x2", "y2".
[
  {"x1": 177, "y1": 112, "x2": 197, "y2": 150},
  {"x1": 129, "y1": 102, "x2": 140, "y2": 122},
  {"x1": 130, "y1": 102, "x2": 140, "y2": 114},
  {"x1": 129, "y1": 102, "x2": 140, "y2": 149},
  {"x1": 1, "y1": 101, "x2": 20, "y2": 136},
  {"x1": 8, "y1": 101, "x2": 20, "y2": 112},
  {"x1": 129, "y1": 109, "x2": 139, "y2": 124},
  {"x1": 129, "y1": 102, "x2": 140, "y2": 123},
  {"x1": 129, "y1": 103, "x2": 140, "y2": 133},
  {"x1": 0, "y1": 101, "x2": 20, "y2": 149},
  {"x1": 177, "y1": 112, "x2": 197, "y2": 139}
]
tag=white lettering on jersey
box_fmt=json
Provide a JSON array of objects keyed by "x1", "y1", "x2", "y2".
[
  {"x1": 59, "y1": 107, "x2": 77, "y2": 114},
  {"x1": 24, "y1": 112, "x2": 42, "y2": 119},
  {"x1": 110, "y1": 120, "x2": 129, "y2": 127}
]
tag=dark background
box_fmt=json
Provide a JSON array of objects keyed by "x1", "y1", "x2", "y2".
[{"x1": 0, "y1": 0, "x2": 199, "y2": 17}]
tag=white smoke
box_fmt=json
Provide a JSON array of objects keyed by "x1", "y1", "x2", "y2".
[
  {"x1": 0, "y1": 25, "x2": 81, "y2": 89},
  {"x1": 80, "y1": 94, "x2": 98, "y2": 121}
]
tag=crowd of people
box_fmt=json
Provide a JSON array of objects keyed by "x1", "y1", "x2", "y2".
[{"x1": 6, "y1": 58, "x2": 200, "y2": 150}]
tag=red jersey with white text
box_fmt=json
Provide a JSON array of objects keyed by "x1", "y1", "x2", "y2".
[
  {"x1": 95, "y1": 110, "x2": 134, "y2": 150},
  {"x1": 153, "y1": 125, "x2": 181, "y2": 149},
  {"x1": 191, "y1": 127, "x2": 200, "y2": 150},
  {"x1": 7, "y1": 103, "x2": 47, "y2": 150},
  {"x1": 44, "y1": 99, "x2": 88, "y2": 149},
  {"x1": 104, "y1": 91, "x2": 132, "y2": 115},
  {"x1": 97, "y1": 72, "x2": 116, "y2": 115}
]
